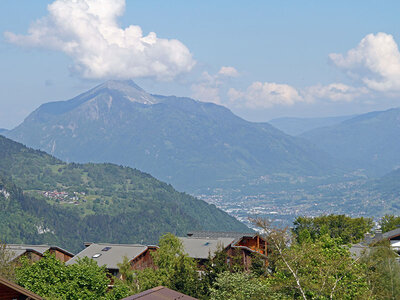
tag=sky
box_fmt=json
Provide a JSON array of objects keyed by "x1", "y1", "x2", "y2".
[{"x1": 1, "y1": 0, "x2": 400, "y2": 128}]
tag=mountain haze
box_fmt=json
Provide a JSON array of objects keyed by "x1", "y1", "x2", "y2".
[
  {"x1": 7, "y1": 80, "x2": 336, "y2": 192},
  {"x1": 269, "y1": 115, "x2": 356, "y2": 136},
  {"x1": 301, "y1": 108, "x2": 400, "y2": 176}
]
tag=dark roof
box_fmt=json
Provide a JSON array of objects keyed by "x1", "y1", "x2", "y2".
[
  {"x1": 187, "y1": 231, "x2": 255, "y2": 239},
  {"x1": 122, "y1": 286, "x2": 198, "y2": 300},
  {"x1": 0, "y1": 276, "x2": 43, "y2": 300}
]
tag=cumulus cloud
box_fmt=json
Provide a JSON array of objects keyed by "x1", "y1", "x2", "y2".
[
  {"x1": 4, "y1": 0, "x2": 195, "y2": 80},
  {"x1": 228, "y1": 82, "x2": 304, "y2": 108},
  {"x1": 304, "y1": 83, "x2": 369, "y2": 102},
  {"x1": 329, "y1": 32, "x2": 400, "y2": 92},
  {"x1": 191, "y1": 67, "x2": 239, "y2": 103},
  {"x1": 218, "y1": 66, "x2": 239, "y2": 77}
]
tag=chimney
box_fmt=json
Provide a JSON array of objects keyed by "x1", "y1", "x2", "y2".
[{"x1": 374, "y1": 229, "x2": 383, "y2": 240}]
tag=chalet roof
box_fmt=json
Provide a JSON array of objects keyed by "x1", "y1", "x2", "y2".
[
  {"x1": 6, "y1": 244, "x2": 74, "y2": 261},
  {"x1": 187, "y1": 231, "x2": 255, "y2": 239},
  {"x1": 349, "y1": 243, "x2": 370, "y2": 259},
  {"x1": 179, "y1": 237, "x2": 236, "y2": 259},
  {"x1": 383, "y1": 228, "x2": 400, "y2": 240},
  {"x1": 66, "y1": 243, "x2": 149, "y2": 270},
  {"x1": 122, "y1": 286, "x2": 198, "y2": 300},
  {"x1": 181, "y1": 231, "x2": 267, "y2": 259},
  {"x1": 0, "y1": 276, "x2": 43, "y2": 300}
]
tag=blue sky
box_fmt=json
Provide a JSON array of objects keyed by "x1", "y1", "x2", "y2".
[{"x1": 1, "y1": 0, "x2": 400, "y2": 128}]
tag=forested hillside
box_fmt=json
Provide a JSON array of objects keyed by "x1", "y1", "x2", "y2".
[{"x1": 0, "y1": 135, "x2": 248, "y2": 252}]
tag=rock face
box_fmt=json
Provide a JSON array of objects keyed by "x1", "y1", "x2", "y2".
[
  {"x1": 7, "y1": 80, "x2": 335, "y2": 192},
  {"x1": 301, "y1": 108, "x2": 400, "y2": 176}
]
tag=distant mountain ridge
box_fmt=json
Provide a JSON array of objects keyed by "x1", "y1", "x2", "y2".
[
  {"x1": 301, "y1": 107, "x2": 400, "y2": 176},
  {"x1": 0, "y1": 134, "x2": 248, "y2": 252},
  {"x1": 6, "y1": 80, "x2": 336, "y2": 192},
  {"x1": 269, "y1": 115, "x2": 356, "y2": 136}
]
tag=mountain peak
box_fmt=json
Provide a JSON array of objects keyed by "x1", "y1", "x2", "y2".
[
  {"x1": 90, "y1": 80, "x2": 157, "y2": 105},
  {"x1": 98, "y1": 80, "x2": 144, "y2": 91}
]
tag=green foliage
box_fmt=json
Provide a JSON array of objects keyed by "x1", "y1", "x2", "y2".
[
  {"x1": 134, "y1": 234, "x2": 201, "y2": 298},
  {"x1": 360, "y1": 239, "x2": 400, "y2": 299},
  {"x1": 209, "y1": 271, "x2": 270, "y2": 300},
  {"x1": 16, "y1": 254, "x2": 111, "y2": 300},
  {"x1": 271, "y1": 235, "x2": 370, "y2": 299},
  {"x1": 0, "y1": 241, "x2": 16, "y2": 281},
  {"x1": 378, "y1": 214, "x2": 400, "y2": 233},
  {"x1": 0, "y1": 135, "x2": 248, "y2": 253},
  {"x1": 293, "y1": 214, "x2": 374, "y2": 244}
]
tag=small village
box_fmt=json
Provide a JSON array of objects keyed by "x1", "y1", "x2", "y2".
[{"x1": 2, "y1": 225, "x2": 400, "y2": 299}]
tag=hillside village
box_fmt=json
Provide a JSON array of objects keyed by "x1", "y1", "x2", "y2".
[{"x1": 2, "y1": 215, "x2": 400, "y2": 299}]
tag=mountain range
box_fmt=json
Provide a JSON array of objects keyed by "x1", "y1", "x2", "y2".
[
  {"x1": 0, "y1": 134, "x2": 248, "y2": 252},
  {"x1": 6, "y1": 80, "x2": 336, "y2": 192},
  {"x1": 269, "y1": 115, "x2": 356, "y2": 136},
  {"x1": 301, "y1": 108, "x2": 400, "y2": 176}
]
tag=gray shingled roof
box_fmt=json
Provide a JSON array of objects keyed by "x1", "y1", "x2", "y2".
[
  {"x1": 187, "y1": 231, "x2": 255, "y2": 239},
  {"x1": 179, "y1": 237, "x2": 235, "y2": 259},
  {"x1": 6, "y1": 244, "x2": 74, "y2": 261},
  {"x1": 66, "y1": 243, "x2": 148, "y2": 270},
  {"x1": 383, "y1": 228, "x2": 400, "y2": 239}
]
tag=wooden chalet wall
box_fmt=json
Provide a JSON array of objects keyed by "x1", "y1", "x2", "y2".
[
  {"x1": 48, "y1": 249, "x2": 73, "y2": 263},
  {"x1": 130, "y1": 248, "x2": 157, "y2": 270}
]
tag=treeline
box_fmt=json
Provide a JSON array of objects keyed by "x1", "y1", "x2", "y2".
[{"x1": 2, "y1": 215, "x2": 400, "y2": 299}]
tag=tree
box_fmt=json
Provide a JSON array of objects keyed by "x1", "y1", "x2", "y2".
[
  {"x1": 253, "y1": 218, "x2": 371, "y2": 299},
  {"x1": 209, "y1": 271, "x2": 270, "y2": 300},
  {"x1": 0, "y1": 241, "x2": 16, "y2": 281},
  {"x1": 133, "y1": 234, "x2": 201, "y2": 298},
  {"x1": 292, "y1": 215, "x2": 374, "y2": 244},
  {"x1": 378, "y1": 214, "x2": 400, "y2": 233},
  {"x1": 15, "y1": 253, "x2": 114, "y2": 300},
  {"x1": 360, "y1": 239, "x2": 400, "y2": 299}
]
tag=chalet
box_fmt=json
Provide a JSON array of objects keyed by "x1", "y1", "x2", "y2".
[
  {"x1": 179, "y1": 231, "x2": 267, "y2": 270},
  {"x1": 66, "y1": 243, "x2": 158, "y2": 277},
  {"x1": 6, "y1": 244, "x2": 74, "y2": 263},
  {"x1": 383, "y1": 227, "x2": 400, "y2": 253},
  {"x1": 0, "y1": 276, "x2": 43, "y2": 300},
  {"x1": 122, "y1": 286, "x2": 197, "y2": 300}
]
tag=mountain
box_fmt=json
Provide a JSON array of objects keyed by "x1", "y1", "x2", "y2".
[
  {"x1": 301, "y1": 108, "x2": 400, "y2": 176},
  {"x1": 369, "y1": 168, "x2": 400, "y2": 197},
  {"x1": 6, "y1": 80, "x2": 336, "y2": 192},
  {"x1": 0, "y1": 129, "x2": 8, "y2": 134},
  {"x1": 0, "y1": 135, "x2": 248, "y2": 252},
  {"x1": 269, "y1": 115, "x2": 356, "y2": 136}
]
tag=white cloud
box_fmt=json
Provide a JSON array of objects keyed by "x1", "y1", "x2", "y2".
[
  {"x1": 191, "y1": 67, "x2": 239, "y2": 103},
  {"x1": 304, "y1": 83, "x2": 369, "y2": 102},
  {"x1": 4, "y1": 0, "x2": 195, "y2": 80},
  {"x1": 228, "y1": 82, "x2": 304, "y2": 108},
  {"x1": 329, "y1": 32, "x2": 400, "y2": 92},
  {"x1": 191, "y1": 84, "x2": 221, "y2": 104},
  {"x1": 218, "y1": 66, "x2": 239, "y2": 77}
]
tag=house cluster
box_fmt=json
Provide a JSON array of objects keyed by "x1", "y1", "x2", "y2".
[
  {"x1": 42, "y1": 190, "x2": 85, "y2": 203},
  {"x1": 1, "y1": 231, "x2": 267, "y2": 299}
]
